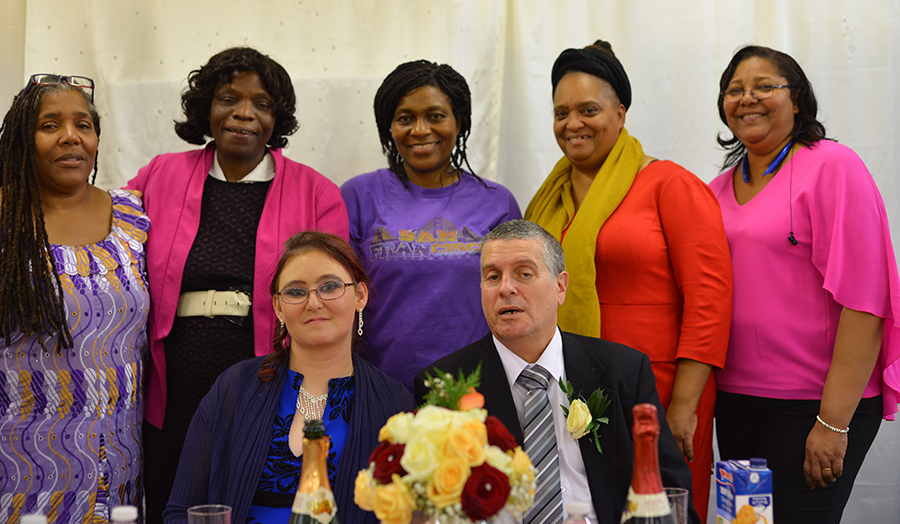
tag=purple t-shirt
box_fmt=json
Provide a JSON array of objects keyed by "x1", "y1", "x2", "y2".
[
  {"x1": 710, "y1": 140, "x2": 900, "y2": 417},
  {"x1": 341, "y1": 169, "x2": 521, "y2": 391}
]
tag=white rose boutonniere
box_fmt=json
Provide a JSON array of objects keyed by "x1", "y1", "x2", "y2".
[
  {"x1": 565, "y1": 399, "x2": 592, "y2": 439},
  {"x1": 559, "y1": 378, "x2": 611, "y2": 453}
]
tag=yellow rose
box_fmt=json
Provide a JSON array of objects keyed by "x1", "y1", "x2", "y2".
[
  {"x1": 443, "y1": 426, "x2": 486, "y2": 467},
  {"x1": 566, "y1": 398, "x2": 592, "y2": 439},
  {"x1": 484, "y1": 445, "x2": 513, "y2": 475},
  {"x1": 399, "y1": 434, "x2": 440, "y2": 481},
  {"x1": 372, "y1": 474, "x2": 415, "y2": 524},
  {"x1": 426, "y1": 456, "x2": 470, "y2": 509},
  {"x1": 354, "y1": 469, "x2": 376, "y2": 511},
  {"x1": 459, "y1": 419, "x2": 488, "y2": 446},
  {"x1": 510, "y1": 446, "x2": 535, "y2": 483},
  {"x1": 379, "y1": 412, "x2": 415, "y2": 444}
]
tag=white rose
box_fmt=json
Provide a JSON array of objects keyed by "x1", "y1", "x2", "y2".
[
  {"x1": 380, "y1": 412, "x2": 415, "y2": 444},
  {"x1": 484, "y1": 445, "x2": 513, "y2": 475},
  {"x1": 566, "y1": 399, "x2": 592, "y2": 440},
  {"x1": 399, "y1": 434, "x2": 441, "y2": 482},
  {"x1": 413, "y1": 405, "x2": 455, "y2": 446}
]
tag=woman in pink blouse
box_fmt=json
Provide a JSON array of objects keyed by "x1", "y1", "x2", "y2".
[{"x1": 710, "y1": 45, "x2": 900, "y2": 524}]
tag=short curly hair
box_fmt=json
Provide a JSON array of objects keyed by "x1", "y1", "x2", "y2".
[
  {"x1": 174, "y1": 47, "x2": 298, "y2": 148},
  {"x1": 373, "y1": 60, "x2": 481, "y2": 186}
]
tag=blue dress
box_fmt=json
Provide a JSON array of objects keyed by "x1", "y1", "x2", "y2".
[{"x1": 245, "y1": 370, "x2": 354, "y2": 523}]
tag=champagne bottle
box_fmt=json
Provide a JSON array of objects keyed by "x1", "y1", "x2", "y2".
[
  {"x1": 620, "y1": 404, "x2": 676, "y2": 524},
  {"x1": 288, "y1": 419, "x2": 340, "y2": 524}
]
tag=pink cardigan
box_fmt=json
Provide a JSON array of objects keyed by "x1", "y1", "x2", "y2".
[{"x1": 127, "y1": 143, "x2": 349, "y2": 428}]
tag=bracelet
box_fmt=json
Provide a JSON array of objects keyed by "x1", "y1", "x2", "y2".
[{"x1": 816, "y1": 415, "x2": 850, "y2": 434}]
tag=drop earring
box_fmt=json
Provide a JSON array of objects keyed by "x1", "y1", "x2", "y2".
[{"x1": 357, "y1": 309, "x2": 364, "y2": 336}]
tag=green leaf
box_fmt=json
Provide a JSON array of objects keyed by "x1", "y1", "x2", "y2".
[
  {"x1": 420, "y1": 362, "x2": 483, "y2": 410},
  {"x1": 587, "y1": 389, "x2": 601, "y2": 413}
]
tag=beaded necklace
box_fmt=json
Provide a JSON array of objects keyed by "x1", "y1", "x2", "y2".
[{"x1": 295, "y1": 363, "x2": 354, "y2": 421}]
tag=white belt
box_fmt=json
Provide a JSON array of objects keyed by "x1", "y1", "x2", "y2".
[{"x1": 176, "y1": 290, "x2": 252, "y2": 318}]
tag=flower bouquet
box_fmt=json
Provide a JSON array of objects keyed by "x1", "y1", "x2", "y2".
[{"x1": 354, "y1": 366, "x2": 535, "y2": 524}]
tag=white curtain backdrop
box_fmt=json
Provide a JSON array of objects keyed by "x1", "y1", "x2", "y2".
[{"x1": 4, "y1": 0, "x2": 899, "y2": 521}]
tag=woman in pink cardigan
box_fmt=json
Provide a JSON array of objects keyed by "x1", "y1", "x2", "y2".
[{"x1": 127, "y1": 47, "x2": 348, "y2": 523}]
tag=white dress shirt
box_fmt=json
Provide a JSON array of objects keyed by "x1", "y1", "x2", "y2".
[
  {"x1": 493, "y1": 328, "x2": 597, "y2": 522},
  {"x1": 209, "y1": 150, "x2": 275, "y2": 183}
]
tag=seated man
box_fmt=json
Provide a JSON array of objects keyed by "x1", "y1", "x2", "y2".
[{"x1": 414, "y1": 220, "x2": 699, "y2": 524}]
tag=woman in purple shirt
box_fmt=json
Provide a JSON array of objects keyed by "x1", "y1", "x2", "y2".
[{"x1": 341, "y1": 60, "x2": 521, "y2": 392}]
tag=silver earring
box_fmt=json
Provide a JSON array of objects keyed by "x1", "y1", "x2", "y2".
[
  {"x1": 279, "y1": 319, "x2": 285, "y2": 331},
  {"x1": 357, "y1": 309, "x2": 364, "y2": 336}
]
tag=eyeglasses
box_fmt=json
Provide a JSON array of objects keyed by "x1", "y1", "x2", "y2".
[
  {"x1": 721, "y1": 84, "x2": 792, "y2": 103},
  {"x1": 23, "y1": 74, "x2": 95, "y2": 101},
  {"x1": 275, "y1": 281, "x2": 354, "y2": 304}
]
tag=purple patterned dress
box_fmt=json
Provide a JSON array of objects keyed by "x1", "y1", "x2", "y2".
[{"x1": 0, "y1": 189, "x2": 150, "y2": 524}]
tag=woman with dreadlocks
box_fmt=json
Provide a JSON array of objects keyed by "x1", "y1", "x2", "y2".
[
  {"x1": 0, "y1": 75, "x2": 150, "y2": 522},
  {"x1": 341, "y1": 60, "x2": 520, "y2": 392}
]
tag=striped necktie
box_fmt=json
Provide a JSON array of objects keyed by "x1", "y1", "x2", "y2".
[{"x1": 517, "y1": 365, "x2": 564, "y2": 524}]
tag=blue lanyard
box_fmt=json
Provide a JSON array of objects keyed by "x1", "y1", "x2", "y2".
[{"x1": 741, "y1": 141, "x2": 793, "y2": 183}]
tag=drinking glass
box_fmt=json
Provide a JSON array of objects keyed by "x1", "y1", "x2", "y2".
[
  {"x1": 664, "y1": 487, "x2": 688, "y2": 524},
  {"x1": 187, "y1": 504, "x2": 232, "y2": 524}
]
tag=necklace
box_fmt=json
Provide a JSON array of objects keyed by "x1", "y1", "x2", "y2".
[
  {"x1": 295, "y1": 362, "x2": 354, "y2": 421},
  {"x1": 741, "y1": 140, "x2": 793, "y2": 183}
]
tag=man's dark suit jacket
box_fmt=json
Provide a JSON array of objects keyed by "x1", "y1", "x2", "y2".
[{"x1": 413, "y1": 331, "x2": 701, "y2": 524}]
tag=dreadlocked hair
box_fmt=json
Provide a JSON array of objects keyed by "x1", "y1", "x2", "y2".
[
  {"x1": 373, "y1": 59, "x2": 488, "y2": 189},
  {"x1": 0, "y1": 82, "x2": 101, "y2": 352}
]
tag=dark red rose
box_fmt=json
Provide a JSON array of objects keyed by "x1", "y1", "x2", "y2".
[
  {"x1": 461, "y1": 463, "x2": 511, "y2": 521},
  {"x1": 371, "y1": 443, "x2": 406, "y2": 484},
  {"x1": 485, "y1": 415, "x2": 517, "y2": 452},
  {"x1": 368, "y1": 440, "x2": 390, "y2": 465}
]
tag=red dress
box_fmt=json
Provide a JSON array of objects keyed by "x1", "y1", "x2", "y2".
[{"x1": 594, "y1": 161, "x2": 732, "y2": 522}]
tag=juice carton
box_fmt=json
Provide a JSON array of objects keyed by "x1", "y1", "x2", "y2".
[{"x1": 716, "y1": 458, "x2": 773, "y2": 524}]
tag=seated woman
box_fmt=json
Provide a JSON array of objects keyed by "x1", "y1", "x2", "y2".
[
  {"x1": 341, "y1": 60, "x2": 520, "y2": 392},
  {"x1": 525, "y1": 40, "x2": 733, "y2": 522},
  {"x1": 163, "y1": 231, "x2": 415, "y2": 524},
  {"x1": 127, "y1": 47, "x2": 349, "y2": 522},
  {"x1": 0, "y1": 75, "x2": 150, "y2": 521}
]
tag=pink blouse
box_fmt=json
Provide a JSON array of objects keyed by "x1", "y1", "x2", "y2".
[{"x1": 710, "y1": 140, "x2": 900, "y2": 419}]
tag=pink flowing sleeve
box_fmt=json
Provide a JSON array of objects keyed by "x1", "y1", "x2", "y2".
[{"x1": 808, "y1": 143, "x2": 900, "y2": 419}]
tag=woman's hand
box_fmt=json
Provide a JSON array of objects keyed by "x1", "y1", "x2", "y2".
[
  {"x1": 665, "y1": 400, "x2": 698, "y2": 461},
  {"x1": 803, "y1": 422, "x2": 847, "y2": 489},
  {"x1": 667, "y1": 359, "x2": 713, "y2": 461},
  {"x1": 806, "y1": 306, "x2": 882, "y2": 489}
]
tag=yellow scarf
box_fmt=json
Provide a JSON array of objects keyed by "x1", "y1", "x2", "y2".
[{"x1": 524, "y1": 128, "x2": 643, "y2": 337}]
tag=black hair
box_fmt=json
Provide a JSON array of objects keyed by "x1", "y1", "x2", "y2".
[
  {"x1": 174, "y1": 47, "x2": 298, "y2": 148},
  {"x1": 551, "y1": 39, "x2": 630, "y2": 110},
  {"x1": 373, "y1": 59, "x2": 486, "y2": 188},
  {"x1": 0, "y1": 82, "x2": 101, "y2": 351},
  {"x1": 717, "y1": 45, "x2": 827, "y2": 168}
]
